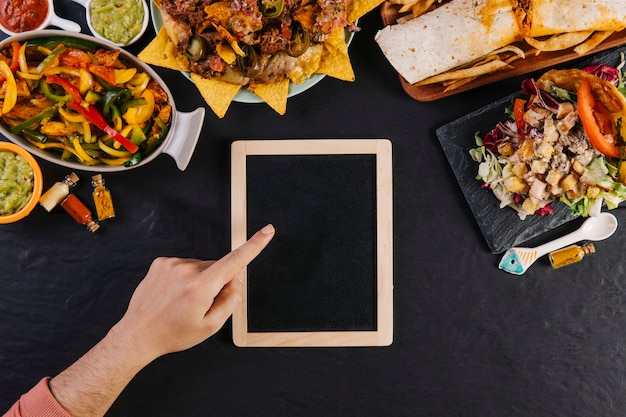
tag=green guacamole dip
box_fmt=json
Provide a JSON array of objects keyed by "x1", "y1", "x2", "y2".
[
  {"x1": 90, "y1": 0, "x2": 144, "y2": 45},
  {"x1": 0, "y1": 151, "x2": 34, "y2": 215}
]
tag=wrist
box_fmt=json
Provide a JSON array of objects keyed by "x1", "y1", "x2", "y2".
[
  {"x1": 106, "y1": 319, "x2": 159, "y2": 369},
  {"x1": 49, "y1": 324, "x2": 154, "y2": 417}
]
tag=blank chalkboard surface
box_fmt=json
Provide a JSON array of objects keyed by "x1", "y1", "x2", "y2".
[{"x1": 231, "y1": 139, "x2": 393, "y2": 347}]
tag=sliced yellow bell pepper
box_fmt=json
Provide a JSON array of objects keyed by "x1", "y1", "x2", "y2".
[
  {"x1": 127, "y1": 72, "x2": 150, "y2": 96},
  {"x1": 59, "y1": 106, "x2": 87, "y2": 123},
  {"x1": 16, "y1": 71, "x2": 42, "y2": 81},
  {"x1": 30, "y1": 141, "x2": 82, "y2": 160},
  {"x1": 82, "y1": 121, "x2": 93, "y2": 143},
  {"x1": 99, "y1": 156, "x2": 132, "y2": 166},
  {"x1": 98, "y1": 139, "x2": 132, "y2": 158},
  {"x1": 78, "y1": 69, "x2": 93, "y2": 95},
  {"x1": 72, "y1": 138, "x2": 98, "y2": 164},
  {"x1": 115, "y1": 68, "x2": 137, "y2": 84},
  {"x1": 123, "y1": 89, "x2": 154, "y2": 124},
  {"x1": 0, "y1": 61, "x2": 17, "y2": 115}
]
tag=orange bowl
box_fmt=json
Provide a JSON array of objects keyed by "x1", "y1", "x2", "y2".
[{"x1": 0, "y1": 142, "x2": 43, "y2": 224}]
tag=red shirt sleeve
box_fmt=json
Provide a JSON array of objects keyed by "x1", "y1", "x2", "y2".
[{"x1": 3, "y1": 378, "x2": 73, "y2": 417}]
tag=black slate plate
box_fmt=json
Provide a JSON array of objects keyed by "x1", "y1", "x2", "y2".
[{"x1": 436, "y1": 46, "x2": 626, "y2": 254}]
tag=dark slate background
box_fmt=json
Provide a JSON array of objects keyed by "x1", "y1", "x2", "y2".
[{"x1": 2, "y1": 1, "x2": 626, "y2": 416}]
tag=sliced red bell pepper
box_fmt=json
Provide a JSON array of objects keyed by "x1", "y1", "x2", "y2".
[
  {"x1": 577, "y1": 78, "x2": 621, "y2": 158},
  {"x1": 45, "y1": 74, "x2": 82, "y2": 103},
  {"x1": 46, "y1": 73, "x2": 138, "y2": 153},
  {"x1": 0, "y1": 41, "x2": 21, "y2": 84},
  {"x1": 67, "y1": 101, "x2": 139, "y2": 153},
  {"x1": 513, "y1": 98, "x2": 527, "y2": 141}
]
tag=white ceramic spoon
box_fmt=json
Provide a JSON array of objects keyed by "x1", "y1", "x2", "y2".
[{"x1": 498, "y1": 212, "x2": 618, "y2": 275}]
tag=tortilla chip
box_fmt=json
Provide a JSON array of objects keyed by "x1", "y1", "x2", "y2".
[
  {"x1": 190, "y1": 73, "x2": 241, "y2": 118},
  {"x1": 415, "y1": 60, "x2": 511, "y2": 86},
  {"x1": 348, "y1": 0, "x2": 384, "y2": 22},
  {"x1": 573, "y1": 30, "x2": 616, "y2": 55},
  {"x1": 216, "y1": 43, "x2": 237, "y2": 64},
  {"x1": 524, "y1": 31, "x2": 594, "y2": 52},
  {"x1": 289, "y1": 44, "x2": 323, "y2": 84},
  {"x1": 138, "y1": 27, "x2": 190, "y2": 72},
  {"x1": 248, "y1": 79, "x2": 290, "y2": 115},
  {"x1": 317, "y1": 28, "x2": 355, "y2": 81}
]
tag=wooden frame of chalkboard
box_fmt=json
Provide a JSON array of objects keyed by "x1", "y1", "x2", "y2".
[{"x1": 231, "y1": 139, "x2": 393, "y2": 347}]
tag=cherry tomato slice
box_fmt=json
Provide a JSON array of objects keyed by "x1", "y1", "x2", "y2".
[{"x1": 577, "y1": 78, "x2": 621, "y2": 158}]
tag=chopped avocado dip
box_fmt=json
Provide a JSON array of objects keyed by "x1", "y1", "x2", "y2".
[
  {"x1": 90, "y1": 0, "x2": 144, "y2": 45},
  {"x1": 0, "y1": 151, "x2": 34, "y2": 215}
]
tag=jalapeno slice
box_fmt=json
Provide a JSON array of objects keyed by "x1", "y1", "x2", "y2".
[
  {"x1": 286, "y1": 24, "x2": 310, "y2": 57},
  {"x1": 237, "y1": 45, "x2": 263, "y2": 78},
  {"x1": 259, "y1": 0, "x2": 284, "y2": 18},
  {"x1": 185, "y1": 36, "x2": 207, "y2": 62}
]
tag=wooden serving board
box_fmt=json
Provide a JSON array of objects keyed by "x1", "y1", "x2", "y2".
[{"x1": 379, "y1": 2, "x2": 626, "y2": 102}]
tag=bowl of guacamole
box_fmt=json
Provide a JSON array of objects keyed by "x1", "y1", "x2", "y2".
[{"x1": 0, "y1": 142, "x2": 43, "y2": 224}]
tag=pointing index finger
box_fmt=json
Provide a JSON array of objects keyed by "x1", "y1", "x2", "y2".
[{"x1": 209, "y1": 224, "x2": 275, "y2": 284}]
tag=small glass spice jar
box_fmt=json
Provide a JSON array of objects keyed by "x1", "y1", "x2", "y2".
[
  {"x1": 91, "y1": 174, "x2": 115, "y2": 220},
  {"x1": 60, "y1": 194, "x2": 100, "y2": 233},
  {"x1": 39, "y1": 172, "x2": 79, "y2": 212},
  {"x1": 548, "y1": 243, "x2": 595, "y2": 269}
]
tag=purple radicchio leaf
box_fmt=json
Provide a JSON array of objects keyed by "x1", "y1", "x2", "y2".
[
  {"x1": 521, "y1": 78, "x2": 561, "y2": 112},
  {"x1": 582, "y1": 64, "x2": 619, "y2": 85}
]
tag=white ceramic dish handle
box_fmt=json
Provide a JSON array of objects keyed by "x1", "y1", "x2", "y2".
[
  {"x1": 161, "y1": 108, "x2": 205, "y2": 171},
  {"x1": 49, "y1": 10, "x2": 82, "y2": 32}
]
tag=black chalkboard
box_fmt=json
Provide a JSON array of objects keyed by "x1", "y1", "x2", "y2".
[
  {"x1": 246, "y1": 154, "x2": 377, "y2": 332},
  {"x1": 231, "y1": 139, "x2": 393, "y2": 347}
]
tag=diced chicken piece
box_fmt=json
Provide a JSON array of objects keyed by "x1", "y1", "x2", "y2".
[
  {"x1": 511, "y1": 162, "x2": 527, "y2": 178},
  {"x1": 531, "y1": 159, "x2": 548, "y2": 175},
  {"x1": 571, "y1": 159, "x2": 585, "y2": 175},
  {"x1": 517, "y1": 139, "x2": 534, "y2": 161},
  {"x1": 545, "y1": 170, "x2": 563, "y2": 187},
  {"x1": 40, "y1": 122, "x2": 77, "y2": 137},
  {"x1": 543, "y1": 118, "x2": 559, "y2": 142},
  {"x1": 574, "y1": 150, "x2": 595, "y2": 167},
  {"x1": 522, "y1": 197, "x2": 540, "y2": 214},
  {"x1": 549, "y1": 184, "x2": 563, "y2": 196},
  {"x1": 524, "y1": 107, "x2": 551, "y2": 127},
  {"x1": 556, "y1": 111, "x2": 578, "y2": 135},
  {"x1": 528, "y1": 179, "x2": 547, "y2": 200},
  {"x1": 505, "y1": 176, "x2": 527, "y2": 193},
  {"x1": 560, "y1": 173, "x2": 579, "y2": 192},
  {"x1": 556, "y1": 102, "x2": 576, "y2": 119},
  {"x1": 535, "y1": 141, "x2": 554, "y2": 159}
]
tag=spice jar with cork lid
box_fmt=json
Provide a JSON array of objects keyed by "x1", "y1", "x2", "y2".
[
  {"x1": 39, "y1": 172, "x2": 79, "y2": 211},
  {"x1": 60, "y1": 194, "x2": 100, "y2": 233},
  {"x1": 548, "y1": 243, "x2": 595, "y2": 269},
  {"x1": 91, "y1": 174, "x2": 115, "y2": 220}
]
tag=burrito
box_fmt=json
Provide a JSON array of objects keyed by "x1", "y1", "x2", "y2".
[
  {"x1": 511, "y1": 0, "x2": 626, "y2": 37},
  {"x1": 375, "y1": 0, "x2": 520, "y2": 84}
]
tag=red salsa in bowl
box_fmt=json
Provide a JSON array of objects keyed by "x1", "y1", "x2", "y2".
[{"x1": 0, "y1": 0, "x2": 49, "y2": 33}]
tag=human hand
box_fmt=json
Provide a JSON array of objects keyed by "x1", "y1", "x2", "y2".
[{"x1": 111, "y1": 224, "x2": 275, "y2": 363}]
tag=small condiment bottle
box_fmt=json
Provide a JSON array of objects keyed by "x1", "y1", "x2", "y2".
[
  {"x1": 60, "y1": 194, "x2": 100, "y2": 233},
  {"x1": 39, "y1": 172, "x2": 79, "y2": 212},
  {"x1": 91, "y1": 174, "x2": 115, "y2": 220},
  {"x1": 548, "y1": 243, "x2": 595, "y2": 269}
]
